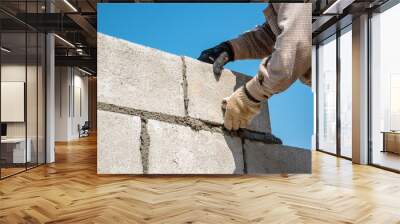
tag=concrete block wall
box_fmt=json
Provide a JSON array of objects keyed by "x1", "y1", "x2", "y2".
[{"x1": 97, "y1": 33, "x2": 311, "y2": 174}]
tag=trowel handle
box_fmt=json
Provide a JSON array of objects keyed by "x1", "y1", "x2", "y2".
[{"x1": 213, "y1": 52, "x2": 230, "y2": 76}]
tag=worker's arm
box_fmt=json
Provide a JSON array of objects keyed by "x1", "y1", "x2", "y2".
[
  {"x1": 245, "y1": 3, "x2": 311, "y2": 100},
  {"x1": 197, "y1": 22, "x2": 275, "y2": 75},
  {"x1": 228, "y1": 23, "x2": 276, "y2": 60},
  {"x1": 223, "y1": 3, "x2": 311, "y2": 131}
]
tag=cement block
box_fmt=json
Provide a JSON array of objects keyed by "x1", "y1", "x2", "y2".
[
  {"x1": 146, "y1": 119, "x2": 244, "y2": 174},
  {"x1": 98, "y1": 33, "x2": 185, "y2": 117},
  {"x1": 97, "y1": 110, "x2": 143, "y2": 174},
  {"x1": 184, "y1": 57, "x2": 271, "y2": 133},
  {"x1": 244, "y1": 140, "x2": 311, "y2": 174}
]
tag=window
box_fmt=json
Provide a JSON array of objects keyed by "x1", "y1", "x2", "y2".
[
  {"x1": 370, "y1": 2, "x2": 400, "y2": 171},
  {"x1": 339, "y1": 26, "x2": 352, "y2": 158},
  {"x1": 318, "y1": 35, "x2": 337, "y2": 154},
  {"x1": 316, "y1": 25, "x2": 353, "y2": 158}
]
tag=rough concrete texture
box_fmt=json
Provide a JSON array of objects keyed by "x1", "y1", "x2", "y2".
[
  {"x1": 97, "y1": 102, "x2": 222, "y2": 133},
  {"x1": 97, "y1": 110, "x2": 143, "y2": 174},
  {"x1": 97, "y1": 36, "x2": 311, "y2": 175},
  {"x1": 146, "y1": 119, "x2": 244, "y2": 174},
  {"x1": 244, "y1": 140, "x2": 311, "y2": 174},
  {"x1": 97, "y1": 33, "x2": 185, "y2": 117},
  {"x1": 184, "y1": 56, "x2": 271, "y2": 133}
]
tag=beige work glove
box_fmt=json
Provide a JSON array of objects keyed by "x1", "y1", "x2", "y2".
[{"x1": 221, "y1": 86, "x2": 262, "y2": 131}]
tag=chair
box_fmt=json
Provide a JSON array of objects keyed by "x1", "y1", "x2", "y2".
[{"x1": 79, "y1": 121, "x2": 90, "y2": 138}]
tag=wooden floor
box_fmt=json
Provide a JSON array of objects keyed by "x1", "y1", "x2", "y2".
[
  {"x1": 1, "y1": 167, "x2": 26, "y2": 178},
  {"x1": 0, "y1": 134, "x2": 400, "y2": 224}
]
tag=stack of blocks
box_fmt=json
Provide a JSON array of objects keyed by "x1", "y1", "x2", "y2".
[{"x1": 97, "y1": 33, "x2": 311, "y2": 174}]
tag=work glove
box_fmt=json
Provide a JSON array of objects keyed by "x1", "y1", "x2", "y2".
[
  {"x1": 198, "y1": 42, "x2": 234, "y2": 76},
  {"x1": 221, "y1": 86, "x2": 262, "y2": 131}
]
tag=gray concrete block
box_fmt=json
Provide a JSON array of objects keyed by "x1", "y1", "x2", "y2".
[
  {"x1": 98, "y1": 33, "x2": 185, "y2": 117},
  {"x1": 97, "y1": 110, "x2": 143, "y2": 174},
  {"x1": 244, "y1": 140, "x2": 311, "y2": 174},
  {"x1": 146, "y1": 119, "x2": 244, "y2": 174},
  {"x1": 184, "y1": 56, "x2": 271, "y2": 133}
]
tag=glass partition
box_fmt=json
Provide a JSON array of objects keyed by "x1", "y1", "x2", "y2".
[
  {"x1": 370, "y1": 3, "x2": 400, "y2": 171},
  {"x1": 339, "y1": 26, "x2": 352, "y2": 158},
  {"x1": 0, "y1": 1, "x2": 46, "y2": 179},
  {"x1": 38, "y1": 32, "x2": 45, "y2": 165},
  {"x1": 1, "y1": 31, "x2": 28, "y2": 177},
  {"x1": 27, "y1": 31, "x2": 38, "y2": 169},
  {"x1": 26, "y1": 0, "x2": 44, "y2": 169},
  {"x1": 317, "y1": 35, "x2": 337, "y2": 154}
]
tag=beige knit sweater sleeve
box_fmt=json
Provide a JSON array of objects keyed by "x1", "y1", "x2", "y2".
[
  {"x1": 230, "y1": 3, "x2": 312, "y2": 100},
  {"x1": 228, "y1": 22, "x2": 275, "y2": 60}
]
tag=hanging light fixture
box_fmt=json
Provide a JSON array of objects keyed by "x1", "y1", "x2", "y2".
[
  {"x1": 63, "y1": 0, "x2": 78, "y2": 12},
  {"x1": 1, "y1": 47, "x2": 11, "y2": 53}
]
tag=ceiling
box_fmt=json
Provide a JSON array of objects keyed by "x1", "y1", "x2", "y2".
[
  {"x1": 312, "y1": 0, "x2": 391, "y2": 43},
  {"x1": 0, "y1": 0, "x2": 98, "y2": 74}
]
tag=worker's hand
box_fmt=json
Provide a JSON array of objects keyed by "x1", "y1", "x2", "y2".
[
  {"x1": 198, "y1": 42, "x2": 234, "y2": 76},
  {"x1": 221, "y1": 86, "x2": 262, "y2": 131}
]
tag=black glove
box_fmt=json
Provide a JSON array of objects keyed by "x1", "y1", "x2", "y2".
[{"x1": 198, "y1": 42, "x2": 234, "y2": 76}]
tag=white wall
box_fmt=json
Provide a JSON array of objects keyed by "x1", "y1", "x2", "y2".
[
  {"x1": 55, "y1": 66, "x2": 70, "y2": 141},
  {"x1": 1, "y1": 63, "x2": 46, "y2": 164},
  {"x1": 1, "y1": 65, "x2": 27, "y2": 145},
  {"x1": 1, "y1": 65, "x2": 39, "y2": 138},
  {"x1": 55, "y1": 67, "x2": 89, "y2": 141},
  {"x1": 1, "y1": 65, "x2": 26, "y2": 134},
  {"x1": 1, "y1": 82, "x2": 25, "y2": 122}
]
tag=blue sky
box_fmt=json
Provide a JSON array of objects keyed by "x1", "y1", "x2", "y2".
[{"x1": 98, "y1": 3, "x2": 313, "y2": 149}]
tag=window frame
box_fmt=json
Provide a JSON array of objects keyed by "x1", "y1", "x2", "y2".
[
  {"x1": 315, "y1": 0, "x2": 400, "y2": 173},
  {"x1": 0, "y1": 0, "x2": 48, "y2": 180},
  {"x1": 315, "y1": 23, "x2": 353, "y2": 161},
  {"x1": 367, "y1": 0, "x2": 400, "y2": 173}
]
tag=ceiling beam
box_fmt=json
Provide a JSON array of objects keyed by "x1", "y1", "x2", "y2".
[
  {"x1": 55, "y1": 55, "x2": 96, "y2": 72},
  {"x1": 67, "y1": 13, "x2": 97, "y2": 46},
  {"x1": 322, "y1": 0, "x2": 356, "y2": 15}
]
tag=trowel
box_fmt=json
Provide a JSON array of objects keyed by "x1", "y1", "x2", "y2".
[{"x1": 237, "y1": 129, "x2": 282, "y2": 145}]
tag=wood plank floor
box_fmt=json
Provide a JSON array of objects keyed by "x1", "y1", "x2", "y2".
[{"x1": 0, "y1": 134, "x2": 399, "y2": 224}]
